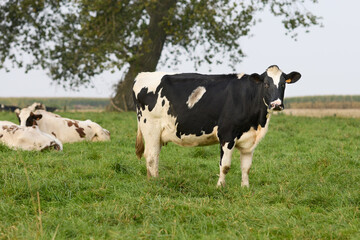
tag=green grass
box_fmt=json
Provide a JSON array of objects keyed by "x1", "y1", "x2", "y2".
[{"x1": 0, "y1": 112, "x2": 360, "y2": 239}]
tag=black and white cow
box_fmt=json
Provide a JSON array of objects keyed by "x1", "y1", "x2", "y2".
[{"x1": 133, "y1": 65, "x2": 301, "y2": 187}]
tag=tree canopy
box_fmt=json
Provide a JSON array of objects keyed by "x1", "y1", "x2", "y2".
[{"x1": 0, "y1": 0, "x2": 321, "y2": 110}]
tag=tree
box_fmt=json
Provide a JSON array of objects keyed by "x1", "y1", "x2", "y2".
[{"x1": 0, "y1": 0, "x2": 321, "y2": 111}]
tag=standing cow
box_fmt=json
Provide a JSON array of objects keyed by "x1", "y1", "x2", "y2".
[{"x1": 133, "y1": 65, "x2": 301, "y2": 187}]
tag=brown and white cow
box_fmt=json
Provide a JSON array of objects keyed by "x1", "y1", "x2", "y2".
[
  {"x1": 16, "y1": 108, "x2": 110, "y2": 143},
  {"x1": 0, "y1": 121, "x2": 62, "y2": 151}
]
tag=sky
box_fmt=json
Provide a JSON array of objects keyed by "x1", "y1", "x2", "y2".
[{"x1": 0, "y1": 0, "x2": 359, "y2": 98}]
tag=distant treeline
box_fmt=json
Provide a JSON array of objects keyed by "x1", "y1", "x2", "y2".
[
  {"x1": 0, "y1": 97, "x2": 110, "y2": 111},
  {"x1": 284, "y1": 95, "x2": 360, "y2": 109}
]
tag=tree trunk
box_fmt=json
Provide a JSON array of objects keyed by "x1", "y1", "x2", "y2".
[{"x1": 111, "y1": 0, "x2": 176, "y2": 111}]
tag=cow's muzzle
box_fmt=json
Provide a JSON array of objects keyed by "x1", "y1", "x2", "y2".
[
  {"x1": 271, "y1": 104, "x2": 283, "y2": 111},
  {"x1": 270, "y1": 99, "x2": 284, "y2": 111}
]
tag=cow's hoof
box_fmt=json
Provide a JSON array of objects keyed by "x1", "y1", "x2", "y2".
[{"x1": 241, "y1": 182, "x2": 249, "y2": 188}]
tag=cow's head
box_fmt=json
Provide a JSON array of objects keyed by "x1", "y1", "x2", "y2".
[
  {"x1": 16, "y1": 108, "x2": 43, "y2": 127},
  {"x1": 251, "y1": 65, "x2": 301, "y2": 111}
]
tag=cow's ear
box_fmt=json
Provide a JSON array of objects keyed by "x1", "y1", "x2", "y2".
[
  {"x1": 250, "y1": 73, "x2": 263, "y2": 83},
  {"x1": 284, "y1": 71, "x2": 301, "y2": 84}
]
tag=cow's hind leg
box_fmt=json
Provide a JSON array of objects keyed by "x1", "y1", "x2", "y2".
[
  {"x1": 240, "y1": 151, "x2": 253, "y2": 187},
  {"x1": 142, "y1": 125, "x2": 161, "y2": 178},
  {"x1": 217, "y1": 142, "x2": 235, "y2": 187}
]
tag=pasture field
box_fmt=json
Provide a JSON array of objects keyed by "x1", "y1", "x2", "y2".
[
  {"x1": 0, "y1": 111, "x2": 359, "y2": 239},
  {"x1": 284, "y1": 95, "x2": 360, "y2": 109}
]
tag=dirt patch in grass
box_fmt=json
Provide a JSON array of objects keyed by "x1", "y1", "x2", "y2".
[{"x1": 276, "y1": 109, "x2": 360, "y2": 118}]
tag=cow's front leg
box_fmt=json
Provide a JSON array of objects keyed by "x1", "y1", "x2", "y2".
[
  {"x1": 217, "y1": 142, "x2": 235, "y2": 187},
  {"x1": 240, "y1": 151, "x2": 253, "y2": 187}
]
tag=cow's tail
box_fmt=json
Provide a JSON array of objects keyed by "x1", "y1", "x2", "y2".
[{"x1": 135, "y1": 126, "x2": 144, "y2": 159}]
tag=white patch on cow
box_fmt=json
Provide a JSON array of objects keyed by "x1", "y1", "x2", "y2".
[
  {"x1": 266, "y1": 66, "x2": 282, "y2": 87},
  {"x1": 0, "y1": 121, "x2": 15, "y2": 126},
  {"x1": 133, "y1": 72, "x2": 178, "y2": 95},
  {"x1": 186, "y1": 86, "x2": 206, "y2": 109},
  {"x1": 237, "y1": 73, "x2": 245, "y2": 79},
  {"x1": 18, "y1": 108, "x2": 32, "y2": 126},
  {"x1": 236, "y1": 117, "x2": 271, "y2": 153},
  {"x1": 270, "y1": 98, "x2": 282, "y2": 107},
  {"x1": 240, "y1": 151, "x2": 253, "y2": 187},
  {"x1": 217, "y1": 142, "x2": 234, "y2": 187},
  {"x1": 175, "y1": 127, "x2": 219, "y2": 147}
]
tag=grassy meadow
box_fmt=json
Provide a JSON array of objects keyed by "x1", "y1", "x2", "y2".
[
  {"x1": 284, "y1": 95, "x2": 360, "y2": 109},
  {"x1": 0, "y1": 111, "x2": 360, "y2": 239}
]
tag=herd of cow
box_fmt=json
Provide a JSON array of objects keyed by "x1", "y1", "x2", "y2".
[
  {"x1": 1, "y1": 65, "x2": 300, "y2": 187},
  {"x1": 0, "y1": 102, "x2": 110, "y2": 151}
]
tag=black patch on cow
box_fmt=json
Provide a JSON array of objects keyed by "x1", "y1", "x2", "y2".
[
  {"x1": 162, "y1": 99, "x2": 165, "y2": 106},
  {"x1": 34, "y1": 104, "x2": 45, "y2": 110},
  {"x1": 0, "y1": 134, "x2": 3, "y2": 138},
  {"x1": 154, "y1": 73, "x2": 268, "y2": 144},
  {"x1": 25, "y1": 113, "x2": 42, "y2": 127},
  {"x1": 136, "y1": 87, "x2": 158, "y2": 112},
  {"x1": 144, "y1": 118, "x2": 147, "y2": 123},
  {"x1": 227, "y1": 140, "x2": 235, "y2": 150}
]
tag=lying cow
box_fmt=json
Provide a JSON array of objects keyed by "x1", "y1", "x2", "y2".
[
  {"x1": 0, "y1": 121, "x2": 62, "y2": 151},
  {"x1": 133, "y1": 65, "x2": 301, "y2": 187},
  {"x1": 16, "y1": 109, "x2": 111, "y2": 143}
]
